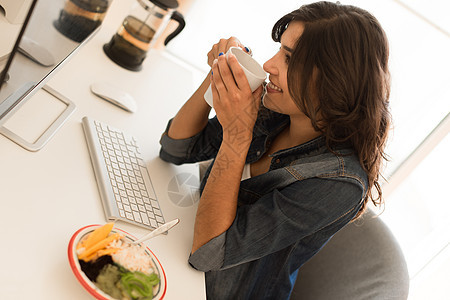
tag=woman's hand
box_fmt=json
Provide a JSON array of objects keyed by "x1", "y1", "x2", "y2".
[
  {"x1": 207, "y1": 37, "x2": 250, "y2": 68},
  {"x1": 210, "y1": 52, "x2": 264, "y2": 152},
  {"x1": 165, "y1": 37, "x2": 251, "y2": 141}
]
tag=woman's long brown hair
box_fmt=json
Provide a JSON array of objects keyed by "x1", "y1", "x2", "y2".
[{"x1": 272, "y1": 1, "x2": 391, "y2": 219}]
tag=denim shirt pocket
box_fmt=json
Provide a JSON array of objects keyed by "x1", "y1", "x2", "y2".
[{"x1": 238, "y1": 168, "x2": 298, "y2": 205}]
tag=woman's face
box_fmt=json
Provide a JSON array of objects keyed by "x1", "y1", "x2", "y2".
[{"x1": 262, "y1": 21, "x2": 305, "y2": 116}]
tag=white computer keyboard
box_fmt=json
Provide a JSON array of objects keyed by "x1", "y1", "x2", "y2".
[{"x1": 82, "y1": 116, "x2": 165, "y2": 230}]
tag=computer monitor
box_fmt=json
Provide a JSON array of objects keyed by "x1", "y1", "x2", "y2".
[{"x1": 0, "y1": 0, "x2": 109, "y2": 151}]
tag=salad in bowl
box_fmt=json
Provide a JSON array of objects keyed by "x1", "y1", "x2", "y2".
[{"x1": 68, "y1": 223, "x2": 166, "y2": 300}]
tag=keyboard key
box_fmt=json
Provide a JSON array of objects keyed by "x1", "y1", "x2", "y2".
[
  {"x1": 141, "y1": 213, "x2": 150, "y2": 225},
  {"x1": 154, "y1": 208, "x2": 162, "y2": 217},
  {"x1": 126, "y1": 212, "x2": 134, "y2": 220},
  {"x1": 114, "y1": 193, "x2": 121, "y2": 202},
  {"x1": 133, "y1": 211, "x2": 142, "y2": 223},
  {"x1": 147, "y1": 210, "x2": 155, "y2": 218},
  {"x1": 140, "y1": 168, "x2": 157, "y2": 199}
]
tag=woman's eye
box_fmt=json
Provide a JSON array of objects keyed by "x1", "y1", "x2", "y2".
[{"x1": 285, "y1": 54, "x2": 291, "y2": 64}]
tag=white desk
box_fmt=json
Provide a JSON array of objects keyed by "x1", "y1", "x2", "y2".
[{"x1": 0, "y1": 1, "x2": 206, "y2": 299}]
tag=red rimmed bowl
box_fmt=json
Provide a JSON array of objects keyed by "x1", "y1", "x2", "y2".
[{"x1": 68, "y1": 224, "x2": 167, "y2": 300}]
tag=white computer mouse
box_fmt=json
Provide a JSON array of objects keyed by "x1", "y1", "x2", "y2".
[
  {"x1": 90, "y1": 82, "x2": 138, "y2": 113},
  {"x1": 18, "y1": 36, "x2": 55, "y2": 67}
]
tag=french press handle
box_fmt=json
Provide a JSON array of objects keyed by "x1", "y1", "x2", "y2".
[{"x1": 164, "y1": 11, "x2": 185, "y2": 45}]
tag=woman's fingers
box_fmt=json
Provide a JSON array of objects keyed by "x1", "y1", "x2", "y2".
[
  {"x1": 211, "y1": 53, "x2": 253, "y2": 101},
  {"x1": 207, "y1": 39, "x2": 227, "y2": 67},
  {"x1": 227, "y1": 53, "x2": 251, "y2": 92},
  {"x1": 207, "y1": 37, "x2": 247, "y2": 67},
  {"x1": 210, "y1": 59, "x2": 227, "y2": 104},
  {"x1": 210, "y1": 71, "x2": 219, "y2": 103},
  {"x1": 216, "y1": 55, "x2": 240, "y2": 94}
]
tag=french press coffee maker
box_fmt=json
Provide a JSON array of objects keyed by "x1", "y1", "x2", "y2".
[
  {"x1": 54, "y1": 0, "x2": 113, "y2": 42},
  {"x1": 103, "y1": 0, "x2": 185, "y2": 71}
]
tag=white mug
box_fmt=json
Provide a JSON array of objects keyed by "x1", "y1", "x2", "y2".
[{"x1": 204, "y1": 47, "x2": 266, "y2": 107}]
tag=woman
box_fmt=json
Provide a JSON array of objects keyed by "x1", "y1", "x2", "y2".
[{"x1": 159, "y1": 1, "x2": 391, "y2": 299}]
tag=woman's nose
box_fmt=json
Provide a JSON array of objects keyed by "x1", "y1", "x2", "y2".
[{"x1": 263, "y1": 56, "x2": 276, "y2": 75}]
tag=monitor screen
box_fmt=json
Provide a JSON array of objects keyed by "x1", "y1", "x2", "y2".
[{"x1": 0, "y1": 0, "x2": 110, "y2": 150}]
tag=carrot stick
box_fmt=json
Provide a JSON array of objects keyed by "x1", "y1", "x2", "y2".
[
  {"x1": 84, "y1": 248, "x2": 120, "y2": 262},
  {"x1": 78, "y1": 233, "x2": 122, "y2": 260},
  {"x1": 83, "y1": 223, "x2": 114, "y2": 250}
]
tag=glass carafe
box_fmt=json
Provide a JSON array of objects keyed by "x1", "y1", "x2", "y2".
[
  {"x1": 54, "y1": 0, "x2": 112, "y2": 42},
  {"x1": 103, "y1": 0, "x2": 185, "y2": 71}
]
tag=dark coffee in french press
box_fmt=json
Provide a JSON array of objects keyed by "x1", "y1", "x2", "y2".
[{"x1": 54, "y1": 0, "x2": 111, "y2": 42}]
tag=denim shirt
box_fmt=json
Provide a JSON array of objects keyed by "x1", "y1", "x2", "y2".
[{"x1": 159, "y1": 107, "x2": 368, "y2": 300}]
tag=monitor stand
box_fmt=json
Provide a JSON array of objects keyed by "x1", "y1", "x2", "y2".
[{"x1": 0, "y1": 84, "x2": 75, "y2": 151}]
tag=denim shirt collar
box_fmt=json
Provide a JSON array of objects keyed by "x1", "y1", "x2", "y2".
[{"x1": 247, "y1": 108, "x2": 328, "y2": 165}]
